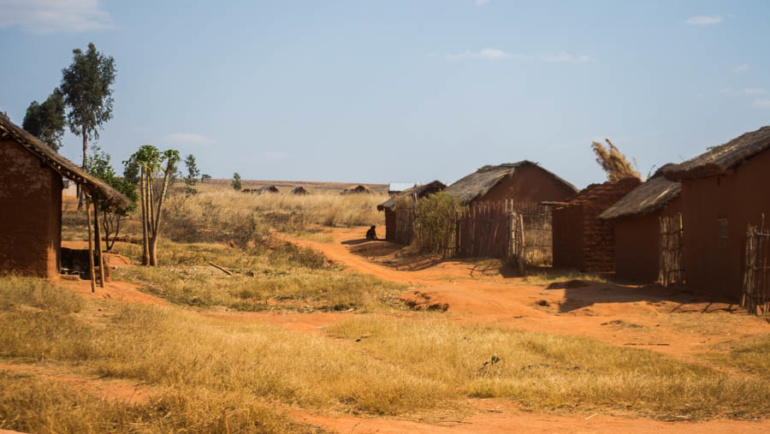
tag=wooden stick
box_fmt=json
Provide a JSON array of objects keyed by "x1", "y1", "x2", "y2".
[
  {"x1": 208, "y1": 261, "x2": 233, "y2": 275},
  {"x1": 85, "y1": 196, "x2": 96, "y2": 293},
  {"x1": 93, "y1": 201, "x2": 106, "y2": 288}
]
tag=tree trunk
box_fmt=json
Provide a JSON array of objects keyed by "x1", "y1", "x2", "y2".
[
  {"x1": 85, "y1": 196, "x2": 96, "y2": 293},
  {"x1": 77, "y1": 125, "x2": 88, "y2": 211},
  {"x1": 149, "y1": 236, "x2": 158, "y2": 266},
  {"x1": 140, "y1": 170, "x2": 150, "y2": 266},
  {"x1": 93, "y1": 202, "x2": 106, "y2": 288}
]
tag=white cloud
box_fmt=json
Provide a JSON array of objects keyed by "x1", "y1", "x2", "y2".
[
  {"x1": 265, "y1": 152, "x2": 289, "y2": 161},
  {"x1": 754, "y1": 99, "x2": 770, "y2": 109},
  {"x1": 733, "y1": 64, "x2": 751, "y2": 72},
  {"x1": 445, "y1": 48, "x2": 514, "y2": 61},
  {"x1": 686, "y1": 15, "x2": 723, "y2": 25},
  {"x1": 541, "y1": 53, "x2": 591, "y2": 63},
  {"x1": 163, "y1": 133, "x2": 215, "y2": 146},
  {"x1": 0, "y1": 0, "x2": 114, "y2": 34},
  {"x1": 745, "y1": 88, "x2": 767, "y2": 96}
]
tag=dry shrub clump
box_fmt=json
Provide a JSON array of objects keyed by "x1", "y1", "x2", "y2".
[
  {"x1": 327, "y1": 316, "x2": 770, "y2": 420},
  {"x1": 592, "y1": 138, "x2": 642, "y2": 181}
]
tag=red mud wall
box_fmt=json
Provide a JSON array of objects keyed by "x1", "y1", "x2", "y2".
[
  {"x1": 0, "y1": 138, "x2": 62, "y2": 279},
  {"x1": 552, "y1": 178, "x2": 641, "y2": 272},
  {"x1": 553, "y1": 205, "x2": 584, "y2": 269},
  {"x1": 480, "y1": 164, "x2": 577, "y2": 204},
  {"x1": 384, "y1": 208, "x2": 396, "y2": 241},
  {"x1": 613, "y1": 197, "x2": 681, "y2": 283},
  {"x1": 679, "y1": 150, "x2": 770, "y2": 299}
]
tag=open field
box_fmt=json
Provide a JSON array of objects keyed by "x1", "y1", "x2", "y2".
[{"x1": 2, "y1": 185, "x2": 770, "y2": 433}]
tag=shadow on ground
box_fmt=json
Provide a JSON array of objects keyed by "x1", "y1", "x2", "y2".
[{"x1": 546, "y1": 280, "x2": 741, "y2": 314}]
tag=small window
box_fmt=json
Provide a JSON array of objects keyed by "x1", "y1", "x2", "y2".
[{"x1": 718, "y1": 218, "x2": 728, "y2": 248}]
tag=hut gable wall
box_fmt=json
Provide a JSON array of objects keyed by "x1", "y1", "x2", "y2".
[
  {"x1": 613, "y1": 196, "x2": 682, "y2": 282},
  {"x1": 476, "y1": 164, "x2": 577, "y2": 205},
  {"x1": 0, "y1": 138, "x2": 62, "y2": 278},
  {"x1": 679, "y1": 148, "x2": 770, "y2": 298},
  {"x1": 552, "y1": 178, "x2": 641, "y2": 272}
]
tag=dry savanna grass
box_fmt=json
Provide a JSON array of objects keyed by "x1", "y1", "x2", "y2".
[
  {"x1": 0, "y1": 276, "x2": 452, "y2": 433},
  {"x1": 114, "y1": 240, "x2": 404, "y2": 312},
  {"x1": 1, "y1": 275, "x2": 770, "y2": 433},
  {"x1": 327, "y1": 315, "x2": 770, "y2": 420}
]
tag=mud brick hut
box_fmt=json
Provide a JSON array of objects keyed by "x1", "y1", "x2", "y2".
[
  {"x1": 0, "y1": 114, "x2": 130, "y2": 280},
  {"x1": 443, "y1": 161, "x2": 578, "y2": 206},
  {"x1": 598, "y1": 168, "x2": 682, "y2": 282},
  {"x1": 341, "y1": 185, "x2": 372, "y2": 195},
  {"x1": 388, "y1": 183, "x2": 415, "y2": 196},
  {"x1": 664, "y1": 126, "x2": 770, "y2": 299},
  {"x1": 377, "y1": 180, "x2": 446, "y2": 243},
  {"x1": 258, "y1": 185, "x2": 280, "y2": 194},
  {"x1": 551, "y1": 178, "x2": 641, "y2": 273}
]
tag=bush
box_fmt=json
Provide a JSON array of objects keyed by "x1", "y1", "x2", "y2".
[{"x1": 414, "y1": 192, "x2": 465, "y2": 256}]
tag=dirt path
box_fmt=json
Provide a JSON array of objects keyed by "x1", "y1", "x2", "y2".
[
  {"x1": 284, "y1": 227, "x2": 770, "y2": 360},
  {"x1": 0, "y1": 362, "x2": 152, "y2": 405}
]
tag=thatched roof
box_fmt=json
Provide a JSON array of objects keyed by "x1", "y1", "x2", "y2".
[
  {"x1": 598, "y1": 167, "x2": 681, "y2": 220},
  {"x1": 291, "y1": 186, "x2": 310, "y2": 195},
  {"x1": 341, "y1": 185, "x2": 372, "y2": 195},
  {"x1": 444, "y1": 161, "x2": 577, "y2": 205},
  {"x1": 665, "y1": 126, "x2": 770, "y2": 181},
  {"x1": 377, "y1": 180, "x2": 447, "y2": 211},
  {"x1": 258, "y1": 185, "x2": 279, "y2": 194},
  {"x1": 0, "y1": 114, "x2": 130, "y2": 209}
]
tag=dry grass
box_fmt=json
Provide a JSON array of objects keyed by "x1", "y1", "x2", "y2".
[
  {"x1": 327, "y1": 315, "x2": 770, "y2": 420},
  {"x1": 706, "y1": 335, "x2": 770, "y2": 378},
  {"x1": 114, "y1": 240, "x2": 404, "y2": 312},
  {"x1": 0, "y1": 276, "x2": 454, "y2": 432},
  {"x1": 518, "y1": 271, "x2": 610, "y2": 286}
]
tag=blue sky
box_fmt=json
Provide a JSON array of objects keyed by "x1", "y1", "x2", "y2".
[{"x1": 1, "y1": 0, "x2": 769, "y2": 188}]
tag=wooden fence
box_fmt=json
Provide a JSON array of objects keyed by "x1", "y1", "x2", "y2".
[
  {"x1": 393, "y1": 195, "x2": 418, "y2": 245},
  {"x1": 458, "y1": 201, "x2": 514, "y2": 258},
  {"x1": 394, "y1": 197, "x2": 552, "y2": 264},
  {"x1": 659, "y1": 213, "x2": 685, "y2": 286},
  {"x1": 742, "y1": 220, "x2": 770, "y2": 315}
]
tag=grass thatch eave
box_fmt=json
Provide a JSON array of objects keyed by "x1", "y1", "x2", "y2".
[
  {"x1": 664, "y1": 126, "x2": 770, "y2": 181},
  {"x1": 598, "y1": 168, "x2": 681, "y2": 220},
  {"x1": 0, "y1": 113, "x2": 131, "y2": 209},
  {"x1": 377, "y1": 180, "x2": 446, "y2": 211},
  {"x1": 444, "y1": 161, "x2": 577, "y2": 206}
]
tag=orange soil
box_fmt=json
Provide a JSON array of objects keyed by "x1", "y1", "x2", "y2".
[{"x1": 284, "y1": 227, "x2": 770, "y2": 359}]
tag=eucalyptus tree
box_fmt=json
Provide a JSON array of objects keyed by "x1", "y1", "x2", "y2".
[
  {"x1": 22, "y1": 88, "x2": 66, "y2": 151},
  {"x1": 60, "y1": 42, "x2": 116, "y2": 208},
  {"x1": 125, "y1": 145, "x2": 180, "y2": 266}
]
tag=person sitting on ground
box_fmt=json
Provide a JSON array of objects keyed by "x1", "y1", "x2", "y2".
[{"x1": 366, "y1": 225, "x2": 378, "y2": 240}]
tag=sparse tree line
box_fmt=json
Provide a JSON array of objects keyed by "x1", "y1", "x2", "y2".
[{"x1": 22, "y1": 42, "x2": 207, "y2": 267}]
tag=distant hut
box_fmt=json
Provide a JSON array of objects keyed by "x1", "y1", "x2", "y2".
[
  {"x1": 258, "y1": 185, "x2": 280, "y2": 194},
  {"x1": 291, "y1": 186, "x2": 310, "y2": 195},
  {"x1": 377, "y1": 181, "x2": 446, "y2": 243},
  {"x1": 598, "y1": 167, "x2": 682, "y2": 282},
  {"x1": 388, "y1": 183, "x2": 416, "y2": 196},
  {"x1": 0, "y1": 114, "x2": 130, "y2": 280},
  {"x1": 664, "y1": 126, "x2": 770, "y2": 300},
  {"x1": 444, "y1": 161, "x2": 578, "y2": 206},
  {"x1": 551, "y1": 178, "x2": 641, "y2": 273},
  {"x1": 341, "y1": 185, "x2": 372, "y2": 195}
]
